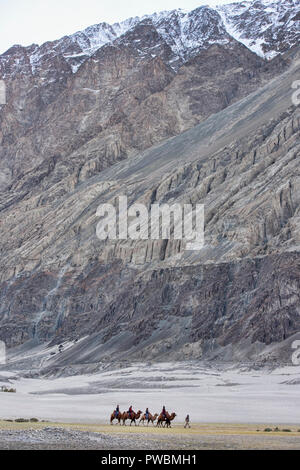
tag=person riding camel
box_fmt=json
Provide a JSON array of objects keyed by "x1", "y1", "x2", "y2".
[
  {"x1": 162, "y1": 406, "x2": 168, "y2": 418},
  {"x1": 114, "y1": 405, "x2": 120, "y2": 418},
  {"x1": 145, "y1": 408, "x2": 150, "y2": 420},
  {"x1": 128, "y1": 405, "x2": 134, "y2": 418}
]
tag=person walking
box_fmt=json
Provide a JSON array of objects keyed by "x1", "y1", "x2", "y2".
[{"x1": 184, "y1": 414, "x2": 191, "y2": 429}]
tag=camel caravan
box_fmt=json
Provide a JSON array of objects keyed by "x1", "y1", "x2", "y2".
[{"x1": 110, "y1": 405, "x2": 177, "y2": 427}]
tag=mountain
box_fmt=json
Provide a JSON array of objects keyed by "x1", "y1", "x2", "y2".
[
  {"x1": 217, "y1": 0, "x2": 300, "y2": 59},
  {"x1": 0, "y1": 0, "x2": 299, "y2": 372},
  {"x1": 1, "y1": 1, "x2": 297, "y2": 192},
  {"x1": 1, "y1": 0, "x2": 298, "y2": 78}
]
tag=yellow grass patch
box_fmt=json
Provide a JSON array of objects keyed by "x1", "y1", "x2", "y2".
[{"x1": 0, "y1": 421, "x2": 299, "y2": 437}]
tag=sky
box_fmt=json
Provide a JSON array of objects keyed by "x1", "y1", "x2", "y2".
[{"x1": 0, "y1": 0, "x2": 241, "y2": 54}]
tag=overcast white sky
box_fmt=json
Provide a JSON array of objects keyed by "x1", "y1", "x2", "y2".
[{"x1": 0, "y1": 0, "x2": 241, "y2": 54}]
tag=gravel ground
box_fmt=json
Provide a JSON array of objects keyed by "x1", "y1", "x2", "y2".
[{"x1": 1, "y1": 427, "x2": 300, "y2": 450}]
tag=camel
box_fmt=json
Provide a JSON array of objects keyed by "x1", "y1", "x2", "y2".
[
  {"x1": 156, "y1": 412, "x2": 177, "y2": 428},
  {"x1": 164, "y1": 413, "x2": 177, "y2": 428},
  {"x1": 122, "y1": 410, "x2": 143, "y2": 426},
  {"x1": 139, "y1": 412, "x2": 158, "y2": 426},
  {"x1": 110, "y1": 410, "x2": 122, "y2": 425}
]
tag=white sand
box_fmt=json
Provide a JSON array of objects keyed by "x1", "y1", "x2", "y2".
[{"x1": 0, "y1": 362, "x2": 300, "y2": 424}]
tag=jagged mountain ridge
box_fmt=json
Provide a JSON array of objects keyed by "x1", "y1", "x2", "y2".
[
  {"x1": 218, "y1": 0, "x2": 300, "y2": 59},
  {"x1": 1, "y1": 0, "x2": 299, "y2": 78}
]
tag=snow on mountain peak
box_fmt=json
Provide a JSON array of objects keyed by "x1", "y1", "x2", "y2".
[
  {"x1": 0, "y1": 0, "x2": 299, "y2": 78},
  {"x1": 64, "y1": 0, "x2": 300, "y2": 67},
  {"x1": 216, "y1": 0, "x2": 300, "y2": 59}
]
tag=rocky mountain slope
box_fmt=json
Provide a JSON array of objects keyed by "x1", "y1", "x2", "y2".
[
  {"x1": 0, "y1": 0, "x2": 299, "y2": 369},
  {"x1": 0, "y1": 0, "x2": 299, "y2": 191}
]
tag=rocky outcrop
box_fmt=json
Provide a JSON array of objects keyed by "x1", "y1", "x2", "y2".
[
  {"x1": 1, "y1": 251, "x2": 300, "y2": 364},
  {"x1": 0, "y1": 39, "x2": 288, "y2": 191}
]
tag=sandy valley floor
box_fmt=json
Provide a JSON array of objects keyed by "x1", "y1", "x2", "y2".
[
  {"x1": 0, "y1": 360, "x2": 300, "y2": 449},
  {"x1": 0, "y1": 421, "x2": 300, "y2": 450}
]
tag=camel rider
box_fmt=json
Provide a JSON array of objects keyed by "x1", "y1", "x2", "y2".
[
  {"x1": 145, "y1": 408, "x2": 150, "y2": 420},
  {"x1": 128, "y1": 406, "x2": 134, "y2": 418},
  {"x1": 162, "y1": 406, "x2": 167, "y2": 418},
  {"x1": 115, "y1": 405, "x2": 120, "y2": 418}
]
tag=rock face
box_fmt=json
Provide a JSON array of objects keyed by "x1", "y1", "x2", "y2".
[
  {"x1": 217, "y1": 0, "x2": 300, "y2": 59},
  {"x1": 0, "y1": 0, "x2": 299, "y2": 367}
]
